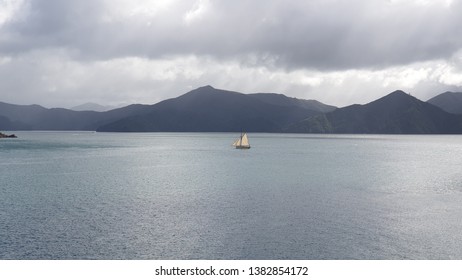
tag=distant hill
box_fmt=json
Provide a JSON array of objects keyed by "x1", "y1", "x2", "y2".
[
  {"x1": 286, "y1": 90, "x2": 462, "y2": 134},
  {"x1": 71, "y1": 102, "x2": 115, "y2": 112},
  {"x1": 0, "y1": 101, "x2": 151, "y2": 130},
  {"x1": 0, "y1": 102, "x2": 50, "y2": 130},
  {"x1": 427, "y1": 91, "x2": 462, "y2": 114},
  {"x1": 97, "y1": 86, "x2": 322, "y2": 132},
  {"x1": 0, "y1": 115, "x2": 15, "y2": 130}
]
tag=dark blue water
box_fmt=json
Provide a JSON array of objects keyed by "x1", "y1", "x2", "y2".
[{"x1": 1, "y1": 132, "x2": 462, "y2": 259}]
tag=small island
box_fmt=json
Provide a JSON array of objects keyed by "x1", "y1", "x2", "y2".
[{"x1": 0, "y1": 132, "x2": 17, "y2": 138}]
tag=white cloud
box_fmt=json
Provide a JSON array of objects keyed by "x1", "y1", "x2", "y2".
[
  {"x1": 102, "y1": 0, "x2": 177, "y2": 19},
  {"x1": 382, "y1": 67, "x2": 431, "y2": 89},
  {"x1": 0, "y1": 0, "x2": 25, "y2": 26},
  {"x1": 184, "y1": 0, "x2": 210, "y2": 24},
  {"x1": 0, "y1": 56, "x2": 11, "y2": 65}
]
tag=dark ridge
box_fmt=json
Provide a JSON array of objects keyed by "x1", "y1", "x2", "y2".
[
  {"x1": 286, "y1": 90, "x2": 462, "y2": 134},
  {"x1": 97, "y1": 86, "x2": 321, "y2": 132},
  {"x1": 427, "y1": 91, "x2": 462, "y2": 114}
]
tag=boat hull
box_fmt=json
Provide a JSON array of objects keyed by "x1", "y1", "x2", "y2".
[{"x1": 235, "y1": 146, "x2": 250, "y2": 149}]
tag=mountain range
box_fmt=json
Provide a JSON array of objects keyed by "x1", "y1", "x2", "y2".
[
  {"x1": 1, "y1": 86, "x2": 462, "y2": 134},
  {"x1": 287, "y1": 90, "x2": 462, "y2": 133},
  {"x1": 97, "y1": 86, "x2": 335, "y2": 132}
]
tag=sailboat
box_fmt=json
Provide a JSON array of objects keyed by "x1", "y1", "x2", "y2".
[{"x1": 232, "y1": 132, "x2": 250, "y2": 149}]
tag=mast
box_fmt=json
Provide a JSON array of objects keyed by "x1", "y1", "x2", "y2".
[{"x1": 233, "y1": 131, "x2": 250, "y2": 148}]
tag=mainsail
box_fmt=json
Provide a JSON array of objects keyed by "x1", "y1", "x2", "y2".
[{"x1": 232, "y1": 133, "x2": 250, "y2": 149}]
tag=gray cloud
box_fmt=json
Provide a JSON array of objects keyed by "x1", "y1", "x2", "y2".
[
  {"x1": 1, "y1": 0, "x2": 462, "y2": 107},
  {"x1": 2, "y1": 0, "x2": 462, "y2": 70}
]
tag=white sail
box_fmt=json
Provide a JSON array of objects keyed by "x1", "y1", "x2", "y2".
[
  {"x1": 232, "y1": 133, "x2": 250, "y2": 148},
  {"x1": 241, "y1": 133, "x2": 249, "y2": 147}
]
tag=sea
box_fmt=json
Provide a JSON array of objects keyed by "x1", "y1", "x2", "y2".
[{"x1": 1, "y1": 131, "x2": 462, "y2": 260}]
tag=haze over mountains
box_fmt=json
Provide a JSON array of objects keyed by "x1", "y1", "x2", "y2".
[
  {"x1": 1, "y1": 86, "x2": 462, "y2": 134},
  {"x1": 0, "y1": 101, "x2": 151, "y2": 131},
  {"x1": 70, "y1": 103, "x2": 117, "y2": 112}
]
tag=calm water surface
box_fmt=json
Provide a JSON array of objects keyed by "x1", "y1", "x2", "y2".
[{"x1": 1, "y1": 132, "x2": 462, "y2": 259}]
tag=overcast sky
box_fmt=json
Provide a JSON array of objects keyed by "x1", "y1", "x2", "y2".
[{"x1": 1, "y1": 0, "x2": 462, "y2": 108}]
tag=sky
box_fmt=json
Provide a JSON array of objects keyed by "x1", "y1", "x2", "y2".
[{"x1": 1, "y1": 0, "x2": 462, "y2": 108}]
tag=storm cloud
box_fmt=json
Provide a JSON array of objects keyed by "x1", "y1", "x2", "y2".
[{"x1": 1, "y1": 0, "x2": 462, "y2": 107}]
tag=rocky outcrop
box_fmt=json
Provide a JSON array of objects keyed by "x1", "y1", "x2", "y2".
[{"x1": 0, "y1": 132, "x2": 17, "y2": 138}]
